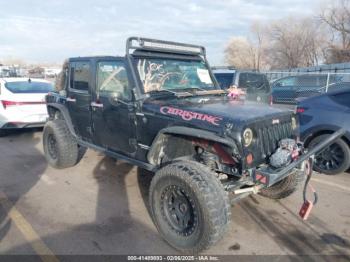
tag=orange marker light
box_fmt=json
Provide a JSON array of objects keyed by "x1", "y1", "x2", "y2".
[{"x1": 246, "y1": 153, "x2": 253, "y2": 165}]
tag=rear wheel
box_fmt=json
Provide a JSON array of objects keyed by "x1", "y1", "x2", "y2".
[
  {"x1": 43, "y1": 120, "x2": 84, "y2": 169},
  {"x1": 149, "y1": 161, "x2": 231, "y2": 253},
  {"x1": 309, "y1": 135, "x2": 350, "y2": 175}
]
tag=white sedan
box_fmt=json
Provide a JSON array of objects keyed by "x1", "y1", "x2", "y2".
[{"x1": 0, "y1": 77, "x2": 54, "y2": 136}]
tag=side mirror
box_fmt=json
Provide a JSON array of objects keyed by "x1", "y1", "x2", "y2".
[
  {"x1": 111, "y1": 92, "x2": 123, "y2": 102},
  {"x1": 59, "y1": 90, "x2": 67, "y2": 97},
  {"x1": 109, "y1": 92, "x2": 131, "y2": 106}
]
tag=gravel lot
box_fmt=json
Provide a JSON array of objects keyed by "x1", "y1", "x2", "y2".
[{"x1": 0, "y1": 130, "x2": 349, "y2": 259}]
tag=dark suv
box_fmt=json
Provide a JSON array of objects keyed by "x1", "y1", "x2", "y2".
[
  {"x1": 43, "y1": 37, "x2": 337, "y2": 253},
  {"x1": 212, "y1": 67, "x2": 271, "y2": 103}
]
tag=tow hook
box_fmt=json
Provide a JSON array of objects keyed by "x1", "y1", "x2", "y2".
[
  {"x1": 233, "y1": 184, "x2": 264, "y2": 195},
  {"x1": 230, "y1": 184, "x2": 264, "y2": 204},
  {"x1": 299, "y1": 157, "x2": 318, "y2": 220}
]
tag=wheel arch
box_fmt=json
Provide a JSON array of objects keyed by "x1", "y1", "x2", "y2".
[
  {"x1": 147, "y1": 126, "x2": 238, "y2": 166},
  {"x1": 304, "y1": 127, "x2": 350, "y2": 148},
  {"x1": 46, "y1": 103, "x2": 77, "y2": 138}
]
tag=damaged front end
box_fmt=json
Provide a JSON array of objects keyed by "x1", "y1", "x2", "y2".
[
  {"x1": 226, "y1": 128, "x2": 346, "y2": 205},
  {"x1": 254, "y1": 128, "x2": 345, "y2": 187}
]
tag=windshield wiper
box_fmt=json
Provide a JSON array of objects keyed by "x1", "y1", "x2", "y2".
[
  {"x1": 193, "y1": 89, "x2": 227, "y2": 96},
  {"x1": 183, "y1": 87, "x2": 207, "y2": 91},
  {"x1": 147, "y1": 89, "x2": 193, "y2": 98}
]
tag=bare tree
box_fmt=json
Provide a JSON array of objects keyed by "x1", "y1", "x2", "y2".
[
  {"x1": 250, "y1": 22, "x2": 268, "y2": 71},
  {"x1": 2, "y1": 57, "x2": 25, "y2": 66},
  {"x1": 224, "y1": 23, "x2": 269, "y2": 70},
  {"x1": 224, "y1": 36, "x2": 257, "y2": 70},
  {"x1": 320, "y1": 0, "x2": 350, "y2": 63},
  {"x1": 266, "y1": 17, "x2": 325, "y2": 69}
]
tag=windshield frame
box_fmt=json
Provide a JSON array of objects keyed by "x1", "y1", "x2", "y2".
[{"x1": 131, "y1": 53, "x2": 221, "y2": 96}]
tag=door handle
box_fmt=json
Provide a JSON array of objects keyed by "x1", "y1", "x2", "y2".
[
  {"x1": 91, "y1": 101, "x2": 104, "y2": 108},
  {"x1": 66, "y1": 97, "x2": 76, "y2": 102}
]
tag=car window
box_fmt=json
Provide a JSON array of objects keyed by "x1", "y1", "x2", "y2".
[
  {"x1": 296, "y1": 76, "x2": 319, "y2": 86},
  {"x1": 4, "y1": 80, "x2": 53, "y2": 93},
  {"x1": 214, "y1": 73, "x2": 234, "y2": 89},
  {"x1": 97, "y1": 61, "x2": 130, "y2": 100},
  {"x1": 330, "y1": 82, "x2": 350, "y2": 90},
  {"x1": 70, "y1": 61, "x2": 90, "y2": 91},
  {"x1": 275, "y1": 77, "x2": 295, "y2": 87}
]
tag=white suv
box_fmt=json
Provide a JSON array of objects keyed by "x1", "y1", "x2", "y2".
[{"x1": 0, "y1": 77, "x2": 54, "y2": 136}]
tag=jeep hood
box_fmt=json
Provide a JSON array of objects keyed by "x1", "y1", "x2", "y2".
[{"x1": 142, "y1": 96, "x2": 293, "y2": 129}]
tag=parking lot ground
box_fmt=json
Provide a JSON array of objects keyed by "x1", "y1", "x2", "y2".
[{"x1": 0, "y1": 130, "x2": 349, "y2": 259}]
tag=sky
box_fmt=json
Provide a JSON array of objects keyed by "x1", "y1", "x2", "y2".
[{"x1": 0, "y1": 0, "x2": 321, "y2": 65}]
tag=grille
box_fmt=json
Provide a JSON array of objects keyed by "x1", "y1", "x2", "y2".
[{"x1": 257, "y1": 121, "x2": 293, "y2": 158}]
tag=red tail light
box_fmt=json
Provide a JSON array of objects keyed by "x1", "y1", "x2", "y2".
[
  {"x1": 1, "y1": 100, "x2": 45, "y2": 109},
  {"x1": 296, "y1": 107, "x2": 305, "y2": 113}
]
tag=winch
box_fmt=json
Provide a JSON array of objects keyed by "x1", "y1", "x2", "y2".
[{"x1": 269, "y1": 138, "x2": 301, "y2": 168}]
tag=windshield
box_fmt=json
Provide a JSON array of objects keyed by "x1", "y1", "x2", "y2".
[
  {"x1": 136, "y1": 58, "x2": 217, "y2": 93},
  {"x1": 5, "y1": 81, "x2": 54, "y2": 94}
]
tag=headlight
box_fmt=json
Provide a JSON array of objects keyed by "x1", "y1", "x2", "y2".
[
  {"x1": 243, "y1": 128, "x2": 254, "y2": 147},
  {"x1": 291, "y1": 117, "x2": 297, "y2": 130}
]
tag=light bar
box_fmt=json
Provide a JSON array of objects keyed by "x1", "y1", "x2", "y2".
[
  {"x1": 140, "y1": 40, "x2": 202, "y2": 54},
  {"x1": 126, "y1": 37, "x2": 205, "y2": 56}
]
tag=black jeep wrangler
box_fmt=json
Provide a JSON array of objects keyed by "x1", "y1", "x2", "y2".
[{"x1": 43, "y1": 37, "x2": 341, "y2": 253}]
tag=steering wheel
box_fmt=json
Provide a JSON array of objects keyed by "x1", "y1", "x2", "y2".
[{"x1": 159, "y1": 72, "x2": 188, "y2": 87}]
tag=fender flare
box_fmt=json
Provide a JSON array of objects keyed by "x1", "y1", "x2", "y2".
[
  {"x1": 302, "y1": 125, "x2": 350, "y2": 146},
  {"x1": 147, "y1": 126, "x2": 237, "y2": 165},
  {"x1": 46, "y1": 103, "x2": 77, "y2": 138}
]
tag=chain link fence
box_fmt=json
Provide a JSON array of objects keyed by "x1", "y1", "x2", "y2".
[{"x1": 263, "y1": 71, "x2": 350, "y2": 104}]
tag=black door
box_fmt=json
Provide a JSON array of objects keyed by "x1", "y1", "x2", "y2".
[
  {"x1": 67, "y1": 61, "x2": 93, "y2": 141},
  {"x1": 91, "y1": 59, "x2": 136, "y2": 154}
]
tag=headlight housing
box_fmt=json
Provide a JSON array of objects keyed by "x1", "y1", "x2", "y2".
[{"x1": 243, "y1": 128, "x2": 254, "y2": 147}]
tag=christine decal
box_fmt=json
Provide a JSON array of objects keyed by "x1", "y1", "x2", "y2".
[{"x1": 160, "y1": 106, "x2": 222, "y2": 126}]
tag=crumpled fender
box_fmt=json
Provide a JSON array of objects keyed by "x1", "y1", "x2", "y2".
[{"x1": 147, "y1": 126, "x2": 237, "y2": 165}]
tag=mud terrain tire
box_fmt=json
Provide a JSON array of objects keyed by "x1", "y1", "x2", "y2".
[
  {"x1": 149, "y1": 160, "x2": 231, "y2": 253},
  {"x1": 43, "y1": 120, "x2": 82, "y2": 169}
]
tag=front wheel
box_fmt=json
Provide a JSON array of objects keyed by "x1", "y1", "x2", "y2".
[{"x1": 149, "y1": 161, "x2": 231, "y2": 253}]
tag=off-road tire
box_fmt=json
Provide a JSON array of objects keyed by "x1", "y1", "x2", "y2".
[
  {"x1": 259, "y1": 171, "x2": 304, "y2": 199},
  {"x1": 43, "y1": 120, "x2": 83, "y2": 169},
  {"x1": 149, "y1": 160, "x2": 231, "y2": 253},
  {"x1": 309, "y1": 135, "x2": 350, "y2": 175}
]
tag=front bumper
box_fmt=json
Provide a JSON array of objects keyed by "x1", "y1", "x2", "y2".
[
  {"x1": 0, "y1": 113, "x2": 48, "y2": 129},
  {"x1": 253, "y1": 128, "x2": 346, "y2": 187}
]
